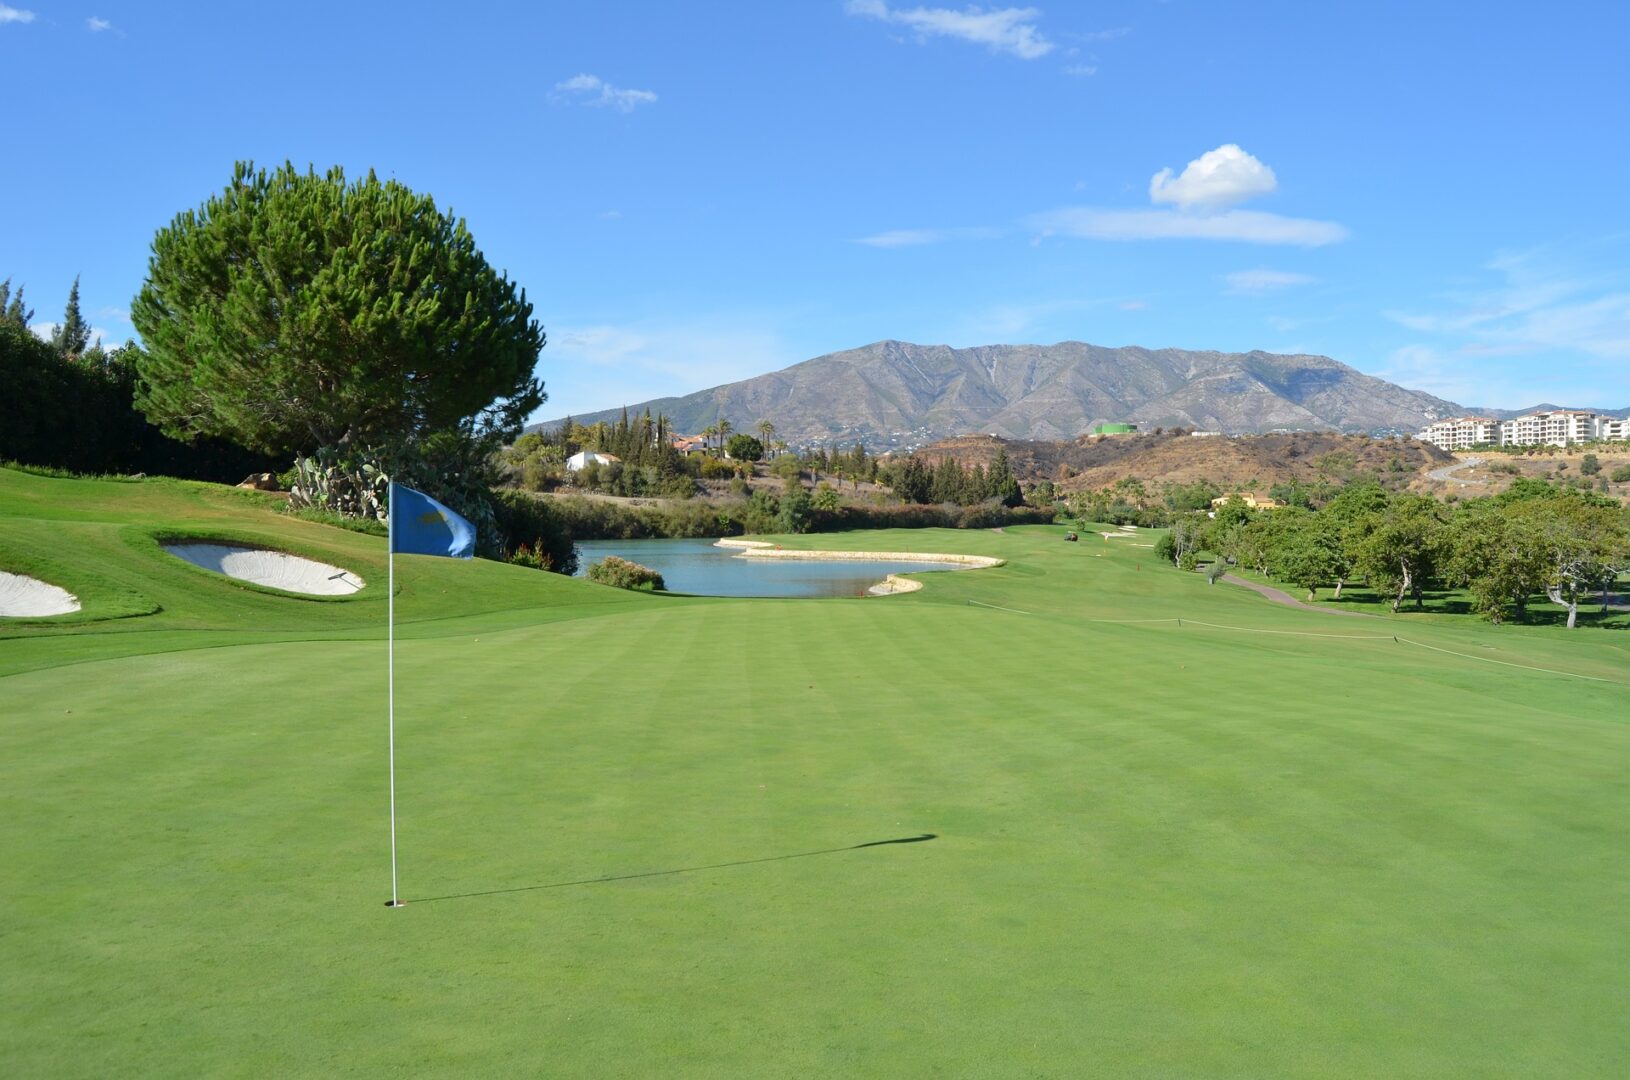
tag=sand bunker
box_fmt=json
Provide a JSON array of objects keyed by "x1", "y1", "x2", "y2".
[
  {"x1": 163, "y1": 543, "x2": 365, "y2": 595},
  {"x1": 716, "y1": 538, "x2": 1003, "y2": 570},
  {"x1": 0, "y1": 571, "x2": 82, "y2": 617}
]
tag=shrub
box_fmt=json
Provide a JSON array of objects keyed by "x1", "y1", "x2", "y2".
[
  {"x1": 699, "y1": 456, "x2": 737, "y2": 480},
  {"x1": 586, "y1": 556, "x2": 665, "y2": 591},
  {"x1": 661, "y1": 474, "x2": 697, "y2": 499},
  {"x1": 542, "y1": 494, "x2": 743, "y2": 541},
  {"x1": 490, "y1": 489, "x2": 578, "y2": 574},
  {"x1": 507, "y1": 541, "x2": 554, "y2": 571},
  {"x1": 725, "y1": 433, "x2": 764, "y2": 462},
  {"x1": 1611, "y1": 465, "x2": 1630, "y2": 483},
  {"x1": 776, "y1": 479, "x2": 812, "y2": 533}
]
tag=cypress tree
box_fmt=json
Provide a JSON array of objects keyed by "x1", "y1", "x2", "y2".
[
  {"x1": 931, "y1": 456, "x2": 960, "y2": 503},
  {"x1": 989, "y1": 447, "x2": 1023, "y2": 507},
  {"x1": 51, "y1": 275, "x2": 92, "y2": 358},
  {"x1": 0, "y1": 279, "x2": 33, "y2": 328},
  {"x1": 895, "y1": 455, "x2": 932, "y2": 504}
]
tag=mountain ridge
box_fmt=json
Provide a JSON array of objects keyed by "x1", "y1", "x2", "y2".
[{"x1": 534, "y1": 339, "x2": 1466, "y2": 449}]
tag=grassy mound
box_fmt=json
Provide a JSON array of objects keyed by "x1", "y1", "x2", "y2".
[{"x1": 3, "y1": 467, "x2": 1628, "y2": 1077}]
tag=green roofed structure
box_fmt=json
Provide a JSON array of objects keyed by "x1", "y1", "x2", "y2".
[{"x1": 1092, "y1": 422, "x2": 1138, "y2": 435}]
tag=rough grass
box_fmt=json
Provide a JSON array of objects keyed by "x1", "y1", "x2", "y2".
[{"x1": 3, "y1": 467, "x2": 1629, "y2": 1077}]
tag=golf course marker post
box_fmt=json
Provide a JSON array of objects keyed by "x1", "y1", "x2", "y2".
[
  {"x1": 387, "y1": 486, "x2": 399, "y2": 908},
  {"x1": 383, "y1": 482, "x2": 479, "y2": 909}
]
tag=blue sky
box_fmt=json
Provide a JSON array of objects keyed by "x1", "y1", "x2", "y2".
[{"x1": 5, "y1": 1, "x2": 1629, "y2": 421}]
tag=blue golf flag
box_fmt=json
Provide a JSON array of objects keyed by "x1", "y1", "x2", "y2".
[{"x1": 389, "y1": 483, "x2": 476, "y2": 559}]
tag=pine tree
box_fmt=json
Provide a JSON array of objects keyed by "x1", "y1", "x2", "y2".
[{"x1": 51, "y1": 275, "x2": 92, "y2": 358}]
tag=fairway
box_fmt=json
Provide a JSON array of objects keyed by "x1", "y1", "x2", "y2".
[{"x1": 4, "y1": 468, "x2": 1629, "y2": 1077}]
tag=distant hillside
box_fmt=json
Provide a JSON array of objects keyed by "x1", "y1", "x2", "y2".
[
  {"x1": 534, "y1": 340, "x2": 1463, "y2": 449},
  {"x1": 1471, "y1": 404, "x2": 1630, "y2": 420},
  {"x1": 919, "y1": 431, "x2": 1453, "y2": 494}
]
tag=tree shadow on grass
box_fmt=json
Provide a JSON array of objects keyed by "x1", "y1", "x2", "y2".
[{"x1": 402, "y1": 833, "x2": 939, "y2": 906}]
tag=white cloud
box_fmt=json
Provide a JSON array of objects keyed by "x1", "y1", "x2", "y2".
[
  {"x1": 0, "y1": 4, "x2": 35, "y2": 24},
  {"x1": 1119, "y1": 300, "x2": 1149, "y2": 311},
  {"x1": 551, "y1": 73, "x2": 657, "y2": 113},
  {"x1": 1150, "y1": 144, "x2": 1277, "y2": 210},
  {"x1": 853, "y1": 226, "x2": 1001, "y2": 247},
  {"x1": 87, "y1": 16, "x2": 113, "y2": 32},
  {"x1": 856, "y1": 228, "x2": 943, "y2": 248},
  {"x1": 1224, "y1": 268, "x2": 1317, "y2": 294},
  {"x1": 1062, "y1": 63, "x2": 1097, "y2": 77},
  {"x1": 28, "y1": 321, "x2": 55, "y2": 342},
  {"x1": 1031, "y1": 207, "x2": 1347, "y2": 247},
  {"x1": 1372, "y1": 245, "x2": 1630, "y2": 406},
  {"x1": 1029, "y1": 144, "x2": 1345, "y2": 247},
  {"x1": 845, "y1": 1, "x2": 1054, "y2": 59},
  {"x1": 1376, "y1": 340, "x2": 1627, "y2": 408},
  {"x1": 1385, "y1": 248, "x2": 1630, "y2": 360}
]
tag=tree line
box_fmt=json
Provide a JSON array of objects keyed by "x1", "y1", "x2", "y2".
[
  {"x1": 1156, "y1": 479, "x2": 1630, "y2": 629},
  {"x1": 1, "y1": 278, "x2": 272, "y2": 481},
  {"x1": 881, "y1": 448, "x2": 1023, "y2": 508}
]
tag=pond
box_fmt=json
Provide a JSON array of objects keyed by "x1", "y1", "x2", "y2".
[{"x1": 572, "y1": 537, "x2": 965, "y2": 598}]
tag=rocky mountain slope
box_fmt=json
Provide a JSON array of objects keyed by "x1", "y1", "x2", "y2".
[{"x1": 536, "y1": 340, "x2": 1463, "y2": 448}]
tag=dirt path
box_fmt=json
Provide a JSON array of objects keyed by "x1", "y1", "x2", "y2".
[
  {"x1": 1219, "y1": 574, "x2": 1379, "y2": 618},
  {"x1": 1428, "y1": 455, "x2": 1485, "y2": 486}
]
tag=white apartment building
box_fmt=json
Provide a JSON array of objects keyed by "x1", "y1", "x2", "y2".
[
  {"x1": 1419, "y1": 409, "x2": 1629, "y2": 450},
  {"x1": 1418, "y1": 416, "x2": 1501, "y2": 450}
]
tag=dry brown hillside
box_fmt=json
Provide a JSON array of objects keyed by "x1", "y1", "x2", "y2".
[
  {"x1": 919, "y1": 431, "x2": 1454, "y2": 494},
  {"x1": 1416, "y1": 445, "x2": 1630, "y2": 502}
]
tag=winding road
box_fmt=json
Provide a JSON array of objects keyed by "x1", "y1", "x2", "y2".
[{"x1": 1428, "y1": 455, "x2": 1485, "y2": 487}]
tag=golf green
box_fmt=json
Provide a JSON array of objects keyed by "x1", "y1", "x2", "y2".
[{"x1": 3, "y1": 467, "x2": 1628, "y2": 1077}]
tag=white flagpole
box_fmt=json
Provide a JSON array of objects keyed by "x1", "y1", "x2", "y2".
[{"x1": 387, "y1": 481, "x2": 401, "y2": 908}]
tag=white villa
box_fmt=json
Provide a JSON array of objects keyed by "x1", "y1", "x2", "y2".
[
  {"x1": 565, "y1": 451, "x2": 621, "y2": 472},
  {"x1": 1418, "y1": 410, "x2": 1629, "y2": 451}
]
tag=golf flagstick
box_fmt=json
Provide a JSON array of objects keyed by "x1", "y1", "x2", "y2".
[
  {"x1": 387, "y1": 480, "x2": 400, "y2": 908},
  {"x1": 380, "y1": 481, "x2": 474, "y2": 909}
]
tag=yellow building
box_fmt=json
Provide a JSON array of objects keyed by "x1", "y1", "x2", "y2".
[{"x1": 1210, "y1": 493, "x2": 1284, "y2": 510}]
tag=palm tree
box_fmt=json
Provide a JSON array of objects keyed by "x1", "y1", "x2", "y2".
[
  {"x1": 716, "y1": 419, "x2": 734, "y2": 456},
  {"x1": 757, "y1": 419, "x2": 776, "y2": 456},
  {"x1": 701, "y1": 423, "x2": 719, "y2": 455}
]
